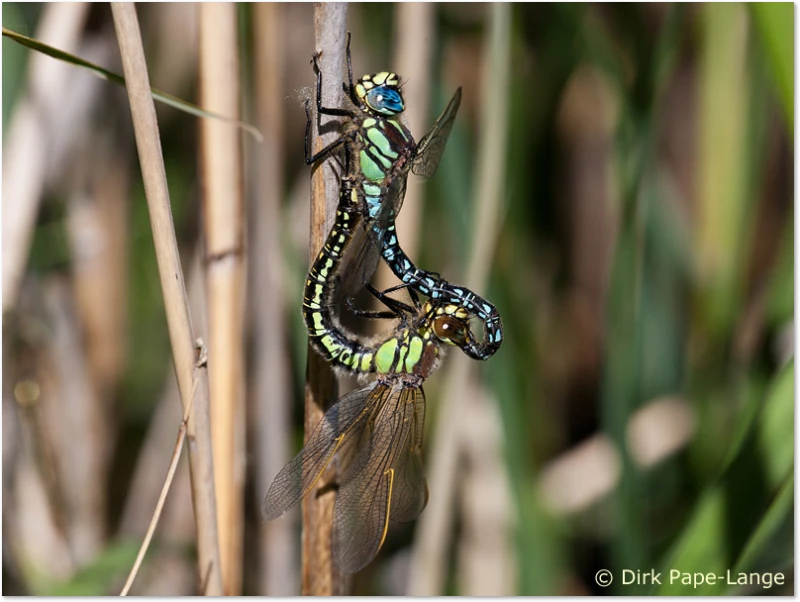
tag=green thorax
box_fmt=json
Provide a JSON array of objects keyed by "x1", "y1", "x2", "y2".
[
  {"x1": 356, "y1": 116, "x2": 415, "y2": 184},
  {"x1": 373, "y1": 325, "x2": 437, "y2": 377}
]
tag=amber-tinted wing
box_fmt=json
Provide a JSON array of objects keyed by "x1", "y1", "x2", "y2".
[
  {"x1": 388, "y1": 386, "x2": 429, "y2": 523},
  {"x1": 330, "y1": 384, "x2": 418, "y2": 573},
  {"x1": 262, "y1": 384, "x2": 378, "y2": 521},
  {"x1": 411, "y1": 87, "x2": 462, "y2": 179}
]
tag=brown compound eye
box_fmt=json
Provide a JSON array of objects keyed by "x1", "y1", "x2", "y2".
[{"x1": 432, "y1": 315, "x2": 469, "y2": 347}]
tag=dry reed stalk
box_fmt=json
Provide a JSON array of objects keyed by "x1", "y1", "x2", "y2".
[
  {"x1": 251, "y1": 3, "x2": 297, "y2": 595},
  {"x1": 120, "y1": 372, "x2": 197, "y2": 596},
  {"x1": 302, "y1": 3, "x2": 348, "y2": 595},
  {"x1": 372, "y1": 3, "x2": 434, "y2": 297},
  {"x1": 2, "y1": 2, "x2": 90, "y2": 312},
  {"x1": 120, "y1": 252, "x2": 206, "y2": 537},
  {"x1": 109, "y1": 4, "x2": 223, "y2": 594},
  {"x1": 119, "y1": 369, "x2": 184, "y2": 534},
  {"x1": 198, "y1": 3, "x2": 247, "y2": 594},
  {"x1": 409, "y1": 4, "x2": 512, "y2": 594},
  {"x1": 118, "y1": 253, "x2": 204, "y2": 593},
  {"x1": 133, "y1": 455, "x2": 195, "y2": 595}
]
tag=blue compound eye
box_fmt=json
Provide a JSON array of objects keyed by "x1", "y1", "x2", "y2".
[{"x1": 366, "y1": 86, "x2": 404, "y2": 115}]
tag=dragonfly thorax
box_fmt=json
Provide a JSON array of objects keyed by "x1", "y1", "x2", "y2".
[
  {"x1": 355, "y1": 72, "x2": 405, "y2": 116},
  {"x1": 373, "y1": 329, "x2": 437, "y2": 377}
]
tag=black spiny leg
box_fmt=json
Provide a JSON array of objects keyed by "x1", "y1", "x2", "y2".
[
  {"x1": 311, "y1": 52, "x2": 354, "y2": 119},
  {"x1": 407, "y1": 286, "x2": 422, "y2": 310},
  {"x1": 365, "y1": 283, "x2": 417, "y2": 315},
  {"x1": 345, "y1": 296, "x2": 398, "y2": 321},
  {"x1": 345, "y1": 32, "x2": 360, "y2": 107},
  {"x1": 367, "y1": 280, "x2": 426, "y2": 310},
  {"x1": 304, "y1": 99, "x2": 348, "y2": 165},
  {"x1": 344, "y1": 282, "x2": 416, "y2": 320},
  {"x1": 304, "y1": 49, "x2": 359, "y2": 165}
]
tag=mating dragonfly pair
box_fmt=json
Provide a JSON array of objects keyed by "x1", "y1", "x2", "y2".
[{"x1": 263, "y1": 34, "x2": 503, "y2": 574}]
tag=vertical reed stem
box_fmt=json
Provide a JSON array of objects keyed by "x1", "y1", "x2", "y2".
[
  {"x1": 110, "y1": 4, "x2": 223, "y2": 595},
  {"x1": 302, "y1": 3, "x2": 348, "y2": 595},
  {"x1": 198, "y1": 3, "x2": 247, "y2": 594}
]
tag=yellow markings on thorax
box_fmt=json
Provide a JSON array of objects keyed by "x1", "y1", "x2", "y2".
[
  {"x1": 405, "y1": 337, "x2": 423, "y2": 372},
  {"x1": 372, "y1": 332, "x2": 430, "y2": 375},
  {"x1": 375, "y1": 339, "x2": 399, "y2": 373}
]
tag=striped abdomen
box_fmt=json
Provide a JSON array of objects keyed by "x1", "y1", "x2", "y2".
[
  {"x1": 303, "y1": 184, "x2": 376, "y2": 373},
  {"x1": 380, "y1": 223, "x2": 504, "y2": 360},
  {"x1": 302, "y1": 181, "x2": 442, "y2": 376}
]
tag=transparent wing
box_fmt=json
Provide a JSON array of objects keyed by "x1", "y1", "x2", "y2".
[
  {"x1": 262, "y1": 384, "x2": 378, "y2": 520},
  {"x1": 411, "y1": 87, "x2": 462, "y2": 179},
  {"x1": 338, "y1": 175, "x2": 409, "y2": 298},
  {"x1": 331, "y1": 384, "x2": 416, "y2": 573},
  {"x1": 390, "y1": 386, "x2": 429, "y2": 523}
]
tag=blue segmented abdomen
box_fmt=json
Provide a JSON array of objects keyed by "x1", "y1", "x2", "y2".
[{"x1": 379, "y1": 223, "x2": 503, "y2": 360}]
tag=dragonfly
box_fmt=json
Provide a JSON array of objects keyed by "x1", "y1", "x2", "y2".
[
  {"x1": 304, "y1": 33, "x2": 503, "y2": 360},
  {"x1": 264, "y1": 301, "x2": 473, "y2": 574},
  {"x1": 265, "y1": 173, "x2": 481, "y2": 574}
]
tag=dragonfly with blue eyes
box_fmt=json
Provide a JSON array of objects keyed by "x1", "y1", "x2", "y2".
[{"x1": 304, "y1": 34, "x2": 503, "y2": 360}]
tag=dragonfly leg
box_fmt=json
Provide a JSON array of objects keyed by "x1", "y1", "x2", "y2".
[
  {"x1": 311, "y1": 51, "x2": 355, "y2": 119},
  {"x1": 407, "y1": 287, "x2": 422, "y2": 310},
  {"x1": 371, "y1": 279, "x2": 424, "y2": 310},
  {"x1": 345, "y1": 31, "x2": 360, "y2": 107},
  {"x1": 345, "y1": 296, "x2": 398, "y2": 320},
  {"x1": 304, "y1": 100, "x2": 350, "y2": 165},
  {"x1": 365, "y1": 283, "x2": 416, "y2": 315},
  {"x1": 374, "y1": 276, "x2": 429, "y2": 310}
]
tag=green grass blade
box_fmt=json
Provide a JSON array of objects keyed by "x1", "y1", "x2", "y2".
[
  {"x1": 2, "y1": 26, "x2": 263, "y2": 142},
  {"x1": 654, "y1": 359, "x2": 794, "y2": 595},
  {"x1": 749, "y1": 3, "x2": 793, "y2": 131},
  {"x1": 727, "y1": 474, "x2": 793, "y2": 592}
]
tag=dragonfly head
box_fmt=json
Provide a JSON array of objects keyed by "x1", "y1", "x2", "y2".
[
  {"x1": 356, "y1": 72, "x2": 405, "y2": 116},
  {"x1": 426, "y1": 303, "x2": 471, "y2": 348}
]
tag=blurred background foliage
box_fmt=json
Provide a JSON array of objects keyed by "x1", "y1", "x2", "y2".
[{"x1": 2, "y1": 2, "x2": 793, "y2": 595}]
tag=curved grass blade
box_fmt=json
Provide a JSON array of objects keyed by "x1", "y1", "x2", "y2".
[{"x1": 2, "y1": 26, "x2": 263, "y2": 142}]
